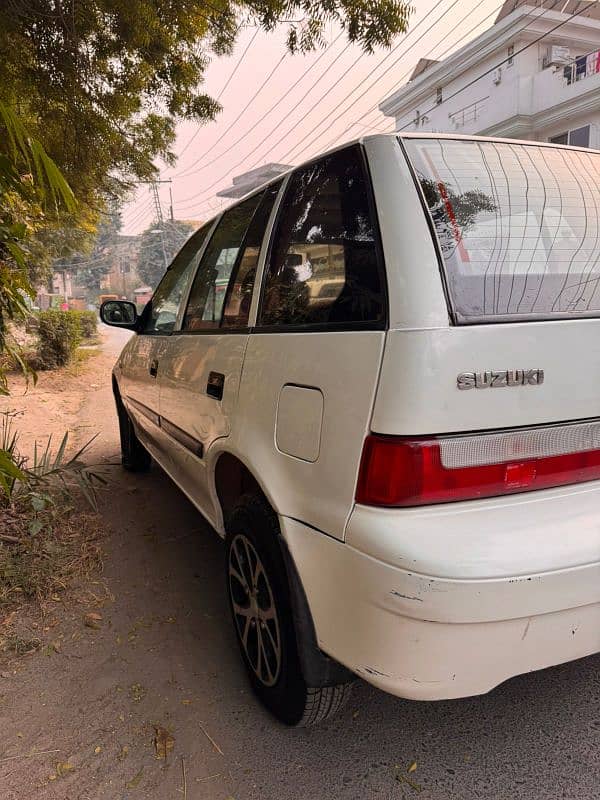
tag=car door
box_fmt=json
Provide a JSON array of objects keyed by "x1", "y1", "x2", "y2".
[
  {"x1": 234, "y1": 145, "x2": 388, "y2": 540},
  {"x1": 118, "y1": 222, "x2": 213, "y2": 453},
  {"x1": 158, "y1": 182, "x2": 282, "y2": 522}
]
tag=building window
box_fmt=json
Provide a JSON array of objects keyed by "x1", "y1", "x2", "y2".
[
  {"x1": 507, "y1": 44, "x2": 514, "y2": 66},
  {"x1": 569, "y1": 125, "x2": 590, "y2": 147},
  {"x1": 550, "y1": 126, "x2": 590, "y2": 148},
  {"x1": 550, "y1": 132, "x2": 568, "y2": 145},
  {"x1": 436, "y1": 86, "x2": 443, "y2": 105}
]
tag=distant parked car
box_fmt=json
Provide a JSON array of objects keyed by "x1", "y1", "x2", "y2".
[{"x1": 102, "y1": 133, "x2": 600, "y2": 726}]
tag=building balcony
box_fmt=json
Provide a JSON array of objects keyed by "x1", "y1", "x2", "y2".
[{"x1": 476, "y1": 61, "x2": 600, "y2": 137}]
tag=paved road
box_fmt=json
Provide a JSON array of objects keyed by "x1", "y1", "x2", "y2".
[{"x1": 3, "y1": 324, "x2": 600, "y2": 800}]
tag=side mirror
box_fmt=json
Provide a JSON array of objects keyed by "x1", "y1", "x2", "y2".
[{"x1": 100, "y1": 300, "x2": 138, "y2": 330}]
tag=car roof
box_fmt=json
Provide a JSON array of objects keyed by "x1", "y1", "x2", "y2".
[{"x1": 206, "y1": 131, "x2": 600, "y2": 223}]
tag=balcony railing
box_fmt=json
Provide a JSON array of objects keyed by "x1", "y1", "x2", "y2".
[
  {"x1": 561, "y1": 49, "x2": 600, "y2": 86},
  {"x1": 448, "y1": 97, "x2": 489, "y2": 129}
]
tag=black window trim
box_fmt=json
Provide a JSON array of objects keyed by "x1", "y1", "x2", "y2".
[
  {"x1": 174, "y1": 183, "x2": 280, "y2": 336},
  {"x1": 252, "y1": 143, "x2": 389, "y2": 334}
]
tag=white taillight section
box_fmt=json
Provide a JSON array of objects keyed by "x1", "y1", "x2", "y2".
[
  {"x1": 439, "y1": 419, "x2": 600, "y2": 468},
  {"x1": 356, "y1": 420, "x2": 600, "y2": 507}
]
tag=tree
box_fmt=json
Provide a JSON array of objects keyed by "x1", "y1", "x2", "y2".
[
  {"x1": 138, "y1": 220, "x2": 196, "y2": 289},
  {"x1": 0, "y1": 1, "x2": 412, "y2": 212},
  {"x1": 0, "y1": 103, "x2": 75, "y2": 393},
  {"x1": 66, "y1": 203, "x2": 123, "y2": 295}
]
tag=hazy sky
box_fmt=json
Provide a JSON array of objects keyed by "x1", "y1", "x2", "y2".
[{"x1": 121, "y1": 0, "x2": 502, "y2": 235}]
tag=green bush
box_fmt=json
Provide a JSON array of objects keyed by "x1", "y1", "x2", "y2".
[
  {"x1": 72, "y1": 310, "x2": 98, "y2": 339},
  {"x1": 36, "y1": 310, "x2": 82, "y2": 369}
]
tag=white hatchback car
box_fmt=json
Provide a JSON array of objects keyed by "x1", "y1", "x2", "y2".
[{"x1": 102, "y1": 133, "x2": 600, "y2": 726}]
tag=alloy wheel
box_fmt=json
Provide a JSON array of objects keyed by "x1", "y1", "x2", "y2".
[{"x1": 228, "y1": 533, "x2": 282, "y2": 687}]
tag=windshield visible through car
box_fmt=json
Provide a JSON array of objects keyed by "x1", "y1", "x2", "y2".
[{"x1": 402, "y1": 137, "x2": 600, "y2": 323}]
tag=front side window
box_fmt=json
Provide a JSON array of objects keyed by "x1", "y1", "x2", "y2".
[
  {"x1": 182, "y1": 193, "x2": 262, "y2": 331},
  {"x1": 141, "y1": 224, "x2": 210, "y2": 334},
  {"x1": 403, "y1": 137, "x2": 600, "y2": 322},
  {"x1": 259, "y1": 146, "x2": 384, "y2": 328}
]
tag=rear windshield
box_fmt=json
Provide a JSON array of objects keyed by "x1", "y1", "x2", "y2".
[{"x1": 403, "y1": 138, "x2": 600, "y2": 323}]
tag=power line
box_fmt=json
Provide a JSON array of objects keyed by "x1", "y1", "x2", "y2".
[
  {"x1": 174, "y1": 49, "x2": 288, "y2": 181},
  {"x1": 176, "y1": 26, "x2": 262, "y2": 161},
  {"x1": 172, "y1": 28, "x2": 345, "y2": 179},
  {"x1": 177, "y1": 0, "x2": 575, "y2": 215},
  {"x1": 174, "y1": 0, "x2": 465, "y2": 211},
  {"x1": 318, "y1": 0, "x2": 506, "y2": 151},
  {"x1": 279, "y1": 0, "x2": 492, "y2": 163},
  {"x1": 178, "y1": 33, "x2": 352, "y2": 187}
]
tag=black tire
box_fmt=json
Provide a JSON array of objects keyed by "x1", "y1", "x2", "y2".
[
  {"x1": 225, "y1": 493, "x2": 352, "y2": 726},
  {"x1": 115, "y1": 391, "x2": 151, "y2": 473}
]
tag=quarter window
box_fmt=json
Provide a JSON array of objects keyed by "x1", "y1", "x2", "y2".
[
  {"x1": 182, "y1": 193, "x2": 262, "y2": 331},
  {"x1": 259, "y1": 146, "x2": 384, "y2": 328},
  {"x1": 141, "y1": 224, "x2": 210, "y2": 334}
]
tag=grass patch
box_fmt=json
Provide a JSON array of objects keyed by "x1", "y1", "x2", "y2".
[
  {"x1": 0, "y1": 509, "x2": 102, "y2": 615},
  {"x1": 0, "y1": 412, "x2": 105, "y2": 642}
]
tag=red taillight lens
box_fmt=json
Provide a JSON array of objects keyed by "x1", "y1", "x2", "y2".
[{"x1": 356, "y1": 429, "x2": 600, "y2": 507}]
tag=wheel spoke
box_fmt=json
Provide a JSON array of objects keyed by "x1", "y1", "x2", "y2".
[
  {"x1": 229, "y1": 564, "x2": 248, "y2": 593},
  {"x1": 234, "y1": 538, "x2": 253, "y2": 588},
  {"x1": 256, "y1": 626, "x2": 263, "y2": 680},
  {"x1": 258, "y1": 628, "x2": 274, "y2": 684},
  {"x1": 262, "y1": 618, "x2": 279, "y2": 654}
]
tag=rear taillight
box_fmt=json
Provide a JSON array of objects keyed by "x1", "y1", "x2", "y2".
[{"x1": 356, "y1": 421, "x2": 600, "y2": 507}]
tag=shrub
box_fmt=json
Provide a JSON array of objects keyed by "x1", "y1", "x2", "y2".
[
  {"x1": 72, "y1": 310, "x2": 98, "y2": 339},
  {"x1": 36, "y1": 310, "x2": 82, "y2": 369}
]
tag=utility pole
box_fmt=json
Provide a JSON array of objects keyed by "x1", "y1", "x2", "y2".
[{"x1": 139, "y1": 178, "x2": 173, "y2": 270}]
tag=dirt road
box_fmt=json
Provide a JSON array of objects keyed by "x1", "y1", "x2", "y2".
[{"x1": 1, "y1": 325, "x2": 600, "y2": 800}]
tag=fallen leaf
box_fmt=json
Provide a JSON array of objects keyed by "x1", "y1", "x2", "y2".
[
  {"x1": 153, "y1": 726, "x2": 175, "y2": 760},
  {"x1": 408, "y1": 761, "x2": 417, "y2": 773},
  {"x1": 126, "y1": 767, "x2": 144, "y2": 789},
  {"x1": 1, "y1": 611, "x2": 16, "y2": 627},
  {"x1": 94, "y1": 746, "x2": 102, "y2": 754},
  {"x1": 118, "y1": 744, "x2": 129, "y2": 761},
  {"x1": 84, "y1": 612, "x2": 102, "y2": 629},
  {"x1": 352, "y1": 710, "x2": 359, "y2": 720},
  {"x1": 51, "y1": 641, "x2": 61, "y2": 653},
  {"x1": 129, "y1": 683, "x2": 145, "y2": 702},
  {"x1": 56, "y1": 761, "x2": 74, "y2": 777},
  {"x1": 181, "y1": 699, "x2": 192, "y2": 706},
  {"x1": 1, "y1": 671, "x2": 11, "y2": 679}
]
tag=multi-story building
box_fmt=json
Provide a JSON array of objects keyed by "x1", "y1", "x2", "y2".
[
  {"x1": 379, "y1": 0, "x2": 600, "y2": 148},
  {"x1": 99, "y1": 234, "x2": 142, "y2": 297}
]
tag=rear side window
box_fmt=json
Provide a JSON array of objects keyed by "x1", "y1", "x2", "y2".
[
  {"x1": 182, "y1": 192, "x2": 262, "y2": 331},
  {"x1": 258, "y1": 145, "x2": 384, "y2": 328},
  {"x1": 403, "y1": 138, "x2": 600, "y2": 323}
]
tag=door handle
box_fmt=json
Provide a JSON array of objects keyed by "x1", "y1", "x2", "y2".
[
  {"x1": 149, "y1": 359, "x2": 159, "y2": 377},
  {"x1": 206, "y1": 371, "x2": 225, "y2": 400}
]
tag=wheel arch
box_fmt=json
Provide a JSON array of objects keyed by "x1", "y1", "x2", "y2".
[{"x1": 213, "y1": 447, "x2": 353, "y2": 688}]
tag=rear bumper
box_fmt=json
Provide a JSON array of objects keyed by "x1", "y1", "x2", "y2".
[{"x1": 280, "y1": 483, "x2": 600, "y2": 700}]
